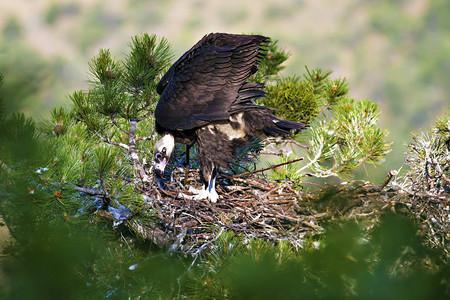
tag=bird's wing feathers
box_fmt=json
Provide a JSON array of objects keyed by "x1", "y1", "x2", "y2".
[{"x1": 155, "y1": 33, "x2": 269, "y2": 130}]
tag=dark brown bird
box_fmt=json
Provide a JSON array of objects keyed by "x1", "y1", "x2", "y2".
[{"x1": 153, "y1": 33, "x2": 307, "y2": 202}]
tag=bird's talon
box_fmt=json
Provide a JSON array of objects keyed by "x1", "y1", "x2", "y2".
[{"x1": 178, "y1": 186, "x2": 218, "y2": 203}]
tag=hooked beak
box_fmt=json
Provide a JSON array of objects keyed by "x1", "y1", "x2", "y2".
[
  {"x1": 153, "y1": 155, "x2": 167, "y2": 178},
  {"x1": 153, "y1": 134, "x2": 175, "y2": 179}
]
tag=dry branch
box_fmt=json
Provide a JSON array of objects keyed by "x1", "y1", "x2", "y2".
[{"x1": 229, "y1": 157, "x2": 304, "y2": 178}]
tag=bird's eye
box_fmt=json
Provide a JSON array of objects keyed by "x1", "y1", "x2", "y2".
[{"x1": 155, "y1": 152, "x2": 162, "y2": 160}]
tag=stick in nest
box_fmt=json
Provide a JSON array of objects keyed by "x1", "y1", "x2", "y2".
[{"x1": 228, "y1": 157, "x2": 304, "y2": 179}]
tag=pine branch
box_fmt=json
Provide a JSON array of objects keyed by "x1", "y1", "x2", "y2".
[
  {"x1": 110, "y1": 114, "x2": 128, "y2": 135},
  {"x1": 97, "y1": 133, "x2": 129, "y2": 150},
  {"x1": 127, "y1": 119, "x2": 151, "y2": 184},
  {"x1": 266, "y1": 138, "x2": 309, "y2": 149},
  {"x1": 74, "y1": 185, "x2": 109, "y2": 197},
  {"x1": 135, "y1": 135, "x2": 155, "y2": 142}
]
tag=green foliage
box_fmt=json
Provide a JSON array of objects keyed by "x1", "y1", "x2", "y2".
[
  {"x1": 181, "y1": 212, "x2": 447, "y2": 299},
  {"x1": 251, "y1": 42, "x2": 388, "y2": 181},
  {"x1": 257, "y1": 64, "x2": 390, "y2": 180},
  {"x1": 39, "y1": 107, "x2": 106, "y2": 189},
  {"x1": 298, "y1": 96, "x2": 392, "y2": 178},
  {"x1": 123, "y1": 33, "x2": 173, "y2": 100},
  {"x1": 39, "y1": 33, "x2": 174, "y2": 227},
  {"x1": 0, "y1": 107, "x2": 178, "y2": 298},
  {"x1": 0, "y1": 113, "x2": 40, "y2": 164},
  {"x1": 262, "y1": 77, "x2": 318, "y2": 123},
  {"x1": 80, "y1": 33, "x2": 172, "y2": 120},
  {"x1": 72, "y1": 33, "x2": 169, "y2": 132},
  {"x1": 1, "y1": 224, "x2": 99, "y2": 300},
  {"x1": 0, "y1": 117, "x2": 179, "y2": 297},
  {"x1": 0, "y1": 112, "x2": 54, "y2": 241},
  {"x1": 87, "y1": 49, "x2": 126, "y2": 116},
  {"x1": 304, "y1": 66, "x2": 350, "y2": 107},
  {"x1": 94, "y1": 145, "x2": 117, "y2": 178},
  {"x1": 227, "y1": 137, "x2": 264, "y2": 174}
]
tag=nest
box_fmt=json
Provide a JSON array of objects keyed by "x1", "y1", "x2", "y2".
[
  {"x1": 94, "y1": 165, "x2": 448, "y2": 257},
  {"x1": 128, "y1": 168, "x2": 320, "y2": 251},
  {"x1": 124, "y1": 167, "x2": 404, "y2": 254}
]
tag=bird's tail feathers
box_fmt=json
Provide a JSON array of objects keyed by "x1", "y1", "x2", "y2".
[{"x1": 264, "y1": 115, "x2": 309, "y2": 136}]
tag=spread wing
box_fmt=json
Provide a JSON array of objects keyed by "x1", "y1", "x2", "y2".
[{"x1": 155, "y1": 33, "x2": 269, "y2": 130}]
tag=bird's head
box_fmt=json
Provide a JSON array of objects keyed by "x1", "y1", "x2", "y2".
[{"x1": 153, "y1": 134, "x2": 175, "y2": 178}]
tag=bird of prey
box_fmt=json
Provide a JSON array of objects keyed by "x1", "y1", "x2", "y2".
[{"x1": 153, "y1": 33, "x2": 307, "y2": 202}]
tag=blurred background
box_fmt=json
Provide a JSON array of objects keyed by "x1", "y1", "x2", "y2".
[{"x1": 0, "y1": 0, "x2": 448, "y2": 181}]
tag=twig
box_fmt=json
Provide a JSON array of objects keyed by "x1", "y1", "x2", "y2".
[
  {"x1": 266, "y1": 138, "x2": 309, "y2": 149},
  {"x1": 397, "y1": 188, "x2": 449, "y2": 202},
  {"x1": 301, "y1": 220, "x2": 323, "y2": 230},
  {"x1": 229, "y1": 177, "x2": 273, "y2": 191},
  {"x1": 97, "y1": 132, "x2": 129, "y2": 150},
  {"x1": 135, "y1": 135, "x2": 155, "y2": 142},
  {"x1": 260, "y1": 151, "x2": 285, "y2": 156},
  {"x1": 74, "y1": 185, "x2": 109, "y2": 197},
  {"x1": 373, "y1": 169, "x2": 398, "y2": 192},
  {"x1": 297, "y1": 181, "x2": 324, "y2": 188},
  {"x1": 318, "y1": 101, "x2": 332, "y2": 114},
  {"x1": 110, "y1": 114, "x2": 129, "y2": 135},
  {"x1": 229, "y1": 157, "x2": 304, "y2": 178}
]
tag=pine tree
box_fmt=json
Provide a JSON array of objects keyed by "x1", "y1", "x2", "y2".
[{"x1": 70, "y1": 34, "x2": 171, "y2": 186}]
